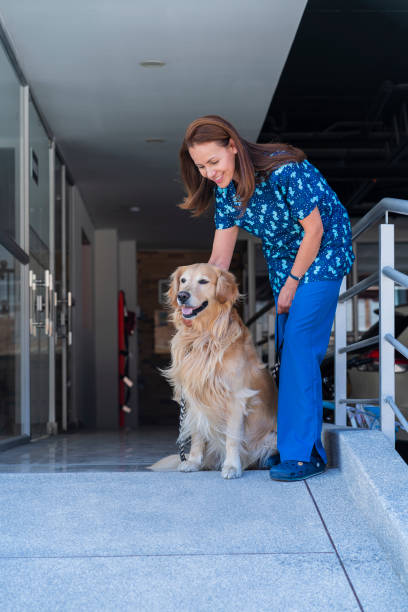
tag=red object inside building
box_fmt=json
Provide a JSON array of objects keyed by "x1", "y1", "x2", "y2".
[{"x1": 118, "y1": 290, "x2": 126, "y2": 428}]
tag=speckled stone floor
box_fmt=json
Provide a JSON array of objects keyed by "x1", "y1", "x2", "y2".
[{"x1": 0, "y1": 429, "x2": 407, "y2": 611}]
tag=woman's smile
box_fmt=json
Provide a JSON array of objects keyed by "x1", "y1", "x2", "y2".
[{"x1": 188, "y1": 140, "x2": 238, "y2": 188}]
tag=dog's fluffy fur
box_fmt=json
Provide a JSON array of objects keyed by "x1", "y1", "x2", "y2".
[{"x1": 148, "y1": 263, "x2": 278, "y2": 478}]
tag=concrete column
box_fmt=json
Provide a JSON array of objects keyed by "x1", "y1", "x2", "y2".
[
  {"x1": 94, "y1": 229, "x2": 118, "y2": 429},
  {"x1": 70, "y1": 188, "x2": 95, "y2": 429}
]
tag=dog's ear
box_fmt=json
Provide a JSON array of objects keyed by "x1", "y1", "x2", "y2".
[
  {"x1": 215, "y1": 269, "x2": 239, "y2": 304},
  {"x1": 166, "y1": 266, "x2": 185, "y2": 308}
]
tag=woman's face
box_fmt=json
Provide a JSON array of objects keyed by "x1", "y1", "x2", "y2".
[{"x1": 188, "y1": 139, "x2": 238, "y2": 189}]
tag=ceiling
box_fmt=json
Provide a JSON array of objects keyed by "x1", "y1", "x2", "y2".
[
  {"x1": 259, "y1": 0, "x2": 408, "y2": 217},
  {"x1": 0, "y1": 0, "x2": 308, "y2": 249}
]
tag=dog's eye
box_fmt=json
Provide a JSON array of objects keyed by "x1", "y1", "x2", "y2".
[
  {"x1": 198, "y1": 279, "x2": 209, "y2": 284},
  {"x1": 180, "y1": 278, "x2": 186, "y2": 284}
]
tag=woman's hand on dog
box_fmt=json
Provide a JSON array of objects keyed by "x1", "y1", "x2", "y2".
[{"x1": 277, "y1": 277, "x2": 299, "y2": 314}]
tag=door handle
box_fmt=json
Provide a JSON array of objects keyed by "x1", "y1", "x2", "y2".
[
  {"x1": 29, "y1": 269, "x2": 53, "y2": 337},
  {"x1": 29, "y1": 270, "x2": 37, "y2": 337},
  {"x1": 67, "y1": 291, "x2": 73, "y2": 346},
  {"x1": 46, "y1": 272, "x2": 57, "y2": 338},
  {"x1": 53, "y1": 289, "x2": 58, "y2": 344},
  {"x1": 44, "y1": 270, "x2": 50, "y2": 336},
  {"x1": 56, "y1": 290, "x2": 74, "y2": 345}
]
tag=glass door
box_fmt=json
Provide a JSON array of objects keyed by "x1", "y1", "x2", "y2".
[
  {"x1": 54, "y1": 157, "x2": 73, "y2": 431},
  {"x1": 54, "y1": 156, "x2": 63, "y2": 429},
  {"x1": 0, "y1": 40, "x2": 27, "y2": 440},
  {"x1": 53, "y1": 158, "x2": 73, "y2": 432},
  {"x1": 28, "y1": 99, "x2": 51, "y2": 438},
  {"x1": 0, "y1": 245, "x2": 23, "y2": 438}
]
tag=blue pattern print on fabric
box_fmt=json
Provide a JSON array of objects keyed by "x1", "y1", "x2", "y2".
[{"x1": 214, "y1": 156, "x2": 355, "y2": 295}]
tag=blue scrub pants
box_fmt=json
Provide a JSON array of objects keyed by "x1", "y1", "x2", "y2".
[{"x1": 274, "y1": 278, "x2": 343, "y2": 464}]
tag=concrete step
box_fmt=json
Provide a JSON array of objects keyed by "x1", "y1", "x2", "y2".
[{"x1": 324, "y1": 426, "x2": 408, "y2": 594}]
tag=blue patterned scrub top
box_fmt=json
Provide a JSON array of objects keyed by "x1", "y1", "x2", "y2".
[{"x1": 214, "y1": 156, "x2": 355, "y2": 296}]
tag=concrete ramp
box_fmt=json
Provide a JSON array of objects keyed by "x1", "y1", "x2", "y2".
[{"x1": 0, "y1": 463, "x2": 407, "y2": 610}]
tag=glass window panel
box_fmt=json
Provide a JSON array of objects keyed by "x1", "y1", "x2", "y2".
[
  {"x1": 0, "y1": 42, "x2": 21, "y2": 245},
  {"x1": 29, "y1": 99, "x2": 50, "y2": 264},
  {"x1": 28, "y1": 100, "x2": 50, "y2": 438},
  {"x1": 0, "y1": 243, "x2": 21, "y2": 438},
  {"x1": 55, "y1": 157, "x2": 62, "y2": 300},
  {"x1": 54, "y1": 157, "x2": 62, "y2": 424}
]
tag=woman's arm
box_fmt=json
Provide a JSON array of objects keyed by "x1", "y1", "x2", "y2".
[
  {"x1": 277, "y1": 206, "x2": 323, "y2": 314},
  {"x1": 208, "y1": 225, "x2": 239, "y2": 271}
]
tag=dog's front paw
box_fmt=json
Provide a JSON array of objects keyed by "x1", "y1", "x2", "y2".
[
  {"x1": 178, "y1": 460, "x2": 201, "y2": 472},
  {"x1": 221, "y1": 463, "x2": 242, "y2": 479}
]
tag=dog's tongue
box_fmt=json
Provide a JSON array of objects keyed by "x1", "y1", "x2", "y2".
[{"x1": 182, "y1": 306, "x2": 193, "y2": 315}]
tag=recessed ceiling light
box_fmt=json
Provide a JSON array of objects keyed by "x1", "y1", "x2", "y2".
[
  {"x1": 145, "y1": 138, "x2": 166, "y2": 143},
  {"x1": 139, "y1": 60, "x2": 166, "y2": 68},
  {"x1": 129, "y1": 206, "x2": 141, "y2": 213}
]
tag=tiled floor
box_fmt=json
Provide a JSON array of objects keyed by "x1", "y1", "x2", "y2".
[
  {"x1": 0, "y1": 427, "x2": 179, "y2": 472},
  {"x1": 0, "y1": 429, "x2": 407, "y2": 610}
]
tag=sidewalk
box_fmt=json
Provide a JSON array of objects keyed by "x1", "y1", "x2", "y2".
[{"x1": 0, "y1": 461, "x2": 407, "y2": 611}]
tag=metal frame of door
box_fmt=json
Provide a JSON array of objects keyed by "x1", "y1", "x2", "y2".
[
  {"x1": 0, "y1": 23, "x2": 78, "y2": 448},
  {"x1": 20, "y1": 84, "x2": 30, "y2": 438}
]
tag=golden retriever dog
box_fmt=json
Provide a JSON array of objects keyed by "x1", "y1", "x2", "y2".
[{"x1": 149, "y1": 263, "x2": 278, "y2": 479}]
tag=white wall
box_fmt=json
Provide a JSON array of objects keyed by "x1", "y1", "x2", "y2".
[
  {"x1": 69, "y1": 185, "x2": 96, "y2": 429},
  {"x1": 71, "y1": 217, "x2": 139, "y2": 430}
]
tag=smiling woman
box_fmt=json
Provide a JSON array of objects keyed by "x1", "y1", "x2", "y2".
[
  {"x1": 178, "y1": 114, "x2": 355, "y2": 482},
  {"x1": 179, "y1": 115, "x2": 305, "y2": 217}
]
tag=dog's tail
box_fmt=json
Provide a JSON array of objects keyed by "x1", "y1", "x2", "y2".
[{"x1": 147, "y1": 454, "x2": 181, "y2": 471}]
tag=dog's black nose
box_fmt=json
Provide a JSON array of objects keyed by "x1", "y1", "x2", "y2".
[{"x1": 177, "y1": 291, "x2": 190, "y2": 304}]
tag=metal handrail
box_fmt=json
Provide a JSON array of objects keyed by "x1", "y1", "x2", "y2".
[
  {"x1": 339, "y1": 398, "x2": 379, "y2": 405},
  {"x1": 351, "y1": 197, "x2": 408, "y2": 240},
  {"x1": 338, "y1": 271, "x2": 378, "y2": 303},
  {"x1": 255, "y1": 335, "x2": 273, "y2": 348},
  {"x1": 245, "y1": 300, "x2": 274, "y2": 327},
  {"x1": 338, "y1": 336, "x2": 379, "y2": 354},
  {"x1": 335, "y1": 196, "x2": 408, "y2": 442},
  {"x1": 385, "y1": 333, "x2": 408, "y2": 360},
  {"x1": 382, "y1": 266, "x2": 408, "y2": 288},
  {"x1": 385, "y1": 396, "x2": 408, "y2": 432}
]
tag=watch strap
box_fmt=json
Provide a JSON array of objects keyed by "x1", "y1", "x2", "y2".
[{"x1": 289, "y1": 272, "x2": 302, "y2": 281}]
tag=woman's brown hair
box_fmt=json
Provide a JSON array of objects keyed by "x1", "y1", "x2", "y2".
[{"x1": 179, "y1": 115, "x2": 306, "y2": 217}]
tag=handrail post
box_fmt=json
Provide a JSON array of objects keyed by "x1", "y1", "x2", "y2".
[
  {"x1": 268, "y1": 311, "x2": 275, "y2": 370},
  {"x1": 247, "y1": 239, "x2": 256, "y2": 342},
  {"x1": 335, "y1": 276, "x2": 347, "y2": 425},
  {"x1": 379, "y1": 224, "x2": 396, "y2": 443},
  {"x1": 256, "y1": 321, "x2": 263, "y2": 358},
  {"x1": 351, "y1": 262, "x2": 359, "y2": 341}
]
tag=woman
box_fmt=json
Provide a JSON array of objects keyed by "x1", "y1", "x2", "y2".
[{"x1": 178, "y1": 115, "x2": 355, "y2": 481}]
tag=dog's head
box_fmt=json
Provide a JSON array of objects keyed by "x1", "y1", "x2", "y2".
[{"x1": 167, "y1": 263, "x2": 240, "y2": 330}]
